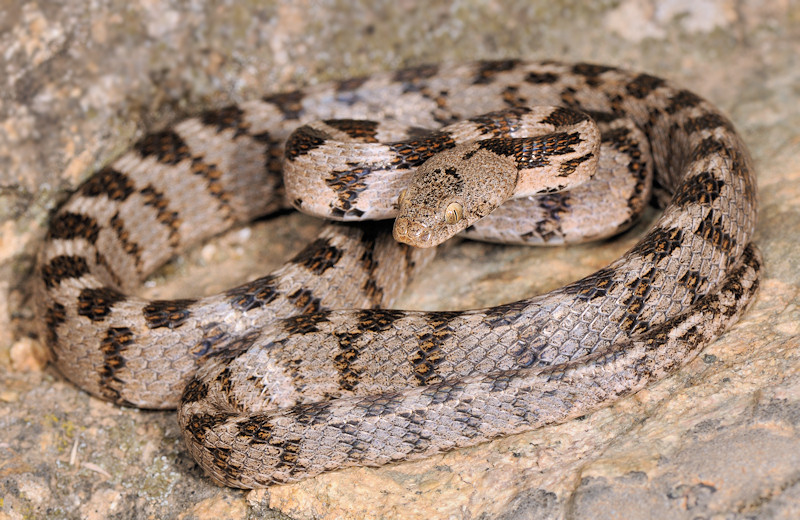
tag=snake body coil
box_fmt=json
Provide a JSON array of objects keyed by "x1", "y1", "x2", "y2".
[{"x1": 37, "y1": 60, "x2": 760, "y2": 488}]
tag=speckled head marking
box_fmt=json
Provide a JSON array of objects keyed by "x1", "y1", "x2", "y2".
[{"x1": 393, "y1": 143, "x2": 518, "y2": 247}]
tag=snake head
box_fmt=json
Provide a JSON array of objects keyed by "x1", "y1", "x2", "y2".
[{"x1": 393, "y1": 143, "x2": 517, "y2": 248}]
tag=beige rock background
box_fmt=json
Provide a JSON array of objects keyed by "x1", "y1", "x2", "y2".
[{"x1": 1, "y1": 0, "x2": 799, "y2": 518}]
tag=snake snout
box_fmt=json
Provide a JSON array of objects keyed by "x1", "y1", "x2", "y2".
[{"x1": 393, "y1": 217, "x2": 432, "y2": 246}]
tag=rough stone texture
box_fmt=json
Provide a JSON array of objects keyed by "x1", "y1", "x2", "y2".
[{"x1": 1, "y1": 0, "x2": 799, "y2": 519}]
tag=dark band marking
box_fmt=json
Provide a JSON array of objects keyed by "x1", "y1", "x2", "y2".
[
  {"x1": 287, "y1": 288, "x2": 323, "y2": 314},
  {"x1": 672, "y1": 170, "x2": 725, "y2": 208},
  {"x1": 226, "y1": 275, "x2": 279, "y2": 312},
  {"x1": 44, "y1": 303, "x2": 67, "y2": 350},
  {"x1": 333, "y1": 331, "x2": 363, "y2": 391},
  {"x1": 666, "y1": 89, "x2": 704, "y2": 114},
  {"x1": 419, "y1": 379, "x2": 468, "y2": 405},
  {"x1": 572, "y1": 63, "x2": 618, "y2": 86},
  {"x1": 540, "y1": 107, "x2": 590, "y2": 127},
  {"x1": 387, "y1": 132, "x2": 457, "y2": 169},
  {"x1": 285, "y1": 401, "x2": 335, "y2": 427},
  {"x1": 184, "y1": 413, "x2": 233, "y2": 445},
  {"x1": 291, "y1": 238, "x2": 344, "y2": 275},
  {"x1": 281, "y1": 311, "x2": 331, "y2": 335},
  {"x1": 139, "y1": 185, "x2": 181, "y2": 247},
  {"x1": 557, "y1": 153, "x2": 593, "y2": 177},
  {"x1": 49, "y1": 212, "x2": 101, "y2": 243},
  {"x1": 263, "y1": 90, "x2": 305, "y2": 120},
  {"x1": 625, "y1": 74, "x2": 666, "y2": 99},
  {"x1": 562, "y1": 266, "x2": 619, "y2": 300},
  {"x1": 468, "y1": 107, "x2": 530, "y2": 137},
  {"x1": 679, "y1": 269, "x2": 709, "y2": 305},
  {"x1": 684, "y1": 113, "x2": 734, "y2": 134},
  {"x1": 336, "y1": 76, "x2": 368, "y2": 92},
  {"x1": 41, "y1": 255, "x2": 90, "y2": 288},
  {"x1": 200, "y1": 105, "x2": 250, "y2": 138},
  {"x1": 583, "y1": 110, "x2": 622, "y2": 123},
  {"x1": 393, "y1": 64, "x2": 440, "y2": 85},
  {"x1": 190, "y1": 157, "x2": 231, "y2": 211},
  {"x1": 237, "y1": 415, "x2": 274, "y2": 444},
  {"x1": 135, "y1": 130, "x2": 192, "y2": 165},
  {"x1": 602, "y1": 126, "x2": 649, "y2": 213},
  {"x1": 325, "y1": 165, "x2": 373, "y2": 219},
  {"x1": 77, "y1": 287, "x2": 125, "y2": 321},
  {"x1": 524, "y1": 71, "x2": 559, "y2": 84},
  {"x1": 355, "y1": 226, "x2": 384, "y2": 304},
  {"x1": 109, "y1": 212, "x2": 142, "y2": 269},
  {"x1": 323, "y1": 119, "x2": 380, "y2": 142},
  {"x1": 523, "y1": 192, "x2": 571, "y2": 242},
  {"x1": 478, "y1": 132, "x2": 583, "y2": 170},
  {"x1": 620, "y1": 266, "x2": 658, "y2": 334},
  {"x1": 181, "y1": 377, "x2": 209, "y2": 404},
  {"x1": 99, "y1": 326, "x2": 134, "y2": 403},
  {"x1": 143, "y1": 299, "x2": 196, "y2": 329},
  {"x1": 560, "y1": 86, "x2": 579, "y2": 108},
  {"x1": 695, "y1": 209, "x2": 733, "y2": 252},
  {"x1": 285, "y1": 126, "x2": 328, "y2": 160},
  {"x1": 80, "y1": 168, "x2": 135, "y2": 201},
  {"x1": 501, "y1": 85, "x2": 527, "y2": 107},
  {"x1": 409, "y1": 312, "x2": 454, "y2": 385},
  {"x1": 632, "y1": 226, "x2": 684, "y2": 264},
  {"x1": 473, "y1": 59, "x2": 521, "y2": 85}
]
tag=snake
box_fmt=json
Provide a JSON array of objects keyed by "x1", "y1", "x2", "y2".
[{"x1": 36, "y1": 60, "x2": 760, "y2": 489}]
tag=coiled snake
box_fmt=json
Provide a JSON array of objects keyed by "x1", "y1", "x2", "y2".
[{"x1": 37, "y1": 60, "x2": 760, "y2": 488}]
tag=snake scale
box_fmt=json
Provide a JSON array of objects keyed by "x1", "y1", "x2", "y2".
[{"x1": 36, "y1": 60, "x2": 760, "y2": 488}]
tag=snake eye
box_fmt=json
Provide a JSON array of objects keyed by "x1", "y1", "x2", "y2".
[{"x1": 444, "y1": 202, "x2": 464, "y2": 225}]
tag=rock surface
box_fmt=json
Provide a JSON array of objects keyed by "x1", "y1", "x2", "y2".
[{"x1": 2, "y1": 1, "x2": 799, "y2": 519}]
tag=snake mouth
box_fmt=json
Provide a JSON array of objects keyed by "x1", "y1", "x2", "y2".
[{"x1": 393, "y1": 216, "x2": 432, "y2": 247}]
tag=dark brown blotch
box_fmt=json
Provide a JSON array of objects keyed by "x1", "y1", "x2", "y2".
[
  {"x1": 324, "y1": 119, "x2": 380, "y2": 142},
  {"x1": 387, "y1": 132, "x2": 456, "y2": 169},
  {"x1": 281, "y1": 311, "x2": 331, "y2": 335},
  {"x1": 49, "y1": 212, "x2": 101, "y2": 243},
  {"x1": 200, "y1": 105, "x2": 249, "y2": 138},
  {"x1": 135, "y1": 130, "x2": 192, "y2": 165},
  {"x1": 333, "y1": 330, "x2": 363, "y2": 391},
  {"x1": 77, "y1": 287, "x2": 125, "y2": 321},
  {"x1": 139, "y1": 185, "x2": 181, "y2": 246},
  {"x1": 632, "y1": 226, "x2": 685, "y2": 264},
  {"x1": 285, "y1": 126, "x2": 328, "y2": 160},
  {"x1": 80, "y1": 167, "x2": 135, "y2": 201},
  {"x1": 625, "y1": 73, "x2": 666, "y2": 99},
  {"x1": 540, "y1": 107, "x2": 590, "y2": 127},
  {"x1": 226, "y1": 275, "x2": 279, "y2": 312},
  {"x1": 524, "y1": 71, "x2": 559, "y2": 84},
  {"x1": 473, "y1": 59, "x2": 521, "y2": 85},
  {"x1": 666, "y1": 89, "x2": 704, "y2": 114},
  {"x1": 44, "y1": 303, "x2": 67, "y2": 350},
  {"x1": 143, "y1": 299, "x2": 196, "y2": 329},
  {"x1": 98, "y1": 326, "x2": 134, "y2": 403},
  {"x1": 291, "y1": 238, "x2": 344, "y2": 275},
  {"x1": 263, "y1": 90, "x2": 305, "y2": 120},
  {"x1": 237, "y1": 415, "x2": 274, "y2": 444},
  {"x1": 41, "y1": 255, "x2": 90, "y2": 288},
  {"x1": 181, "y1": 377, "x2": 209, "y2": 404},
  {"x1": 393, "y1": 64, "x2": 440, "y2": 85},
  {"x1": 672, "y1": 170, "x2": 725, "y2": 208},
  {"x1": 562, "y1": 266, "x2": 619, "y2": 300},
  {"x1": 287, "y1": 288, "x2": 323, "y2": 314}
]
